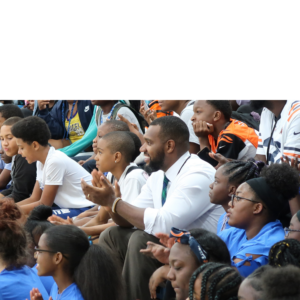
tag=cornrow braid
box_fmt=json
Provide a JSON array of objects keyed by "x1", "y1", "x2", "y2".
[
  {"x1": 189, "y1": 263, "x2": 242, "y2": 300},
  {"x1": 269, "y1": 239, "x2": 300, "y2": 267},
  {"x1": 208, "y1": 267, "x2": 233, "y2": 300},
  {"x1": 222, "y1": 160, "x2": 265, "y2": 186}
]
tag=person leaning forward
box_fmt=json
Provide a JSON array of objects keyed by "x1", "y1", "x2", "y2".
[{"x1": 81, "y1": 115, "x2": 224, "y2": 300}]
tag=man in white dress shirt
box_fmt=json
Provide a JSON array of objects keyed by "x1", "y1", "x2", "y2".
[{"x1": 81, "y1": 116, "x2": 224, "y2": 300}]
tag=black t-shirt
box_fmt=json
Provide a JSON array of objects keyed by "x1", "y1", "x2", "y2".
[{"x1": 1, "y1": 154, "x2": 36, "y2": 202}]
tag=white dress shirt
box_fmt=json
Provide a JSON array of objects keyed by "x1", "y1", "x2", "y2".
[{"x1": 132, "y1": 152, "x2": 224, "y2": 235}]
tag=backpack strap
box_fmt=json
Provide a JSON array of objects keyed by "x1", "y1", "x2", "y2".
[{"x1": 125, "y1": 166, "x2": 143, "y2": 176}]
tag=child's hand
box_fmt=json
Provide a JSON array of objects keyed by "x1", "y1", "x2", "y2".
[{"x1": 192, "y1": 120, "x2": 214, "y2": 138}]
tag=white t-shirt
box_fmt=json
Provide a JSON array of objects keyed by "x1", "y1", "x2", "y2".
[
  {"x1": 257, "y1": 100, "x2": 300, "y2": 164},
  {"x1": 180, "y1": 101, "x2": 200, "y2": 145},
  {"x1": 36, "y1": 147, "x2": 94, "y2": 208},
  {"x1": 106, "y1": 163, "x2": 148, "y2": 204}
]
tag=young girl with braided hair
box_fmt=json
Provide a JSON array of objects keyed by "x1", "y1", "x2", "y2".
[
  {"x1": 268, "y1": 238, "x2": 300, "y2": 267},
  {"x1": 146, "y1": 227, "x2": 231, "y2": 300},
  {"x1": 209, "y1": 160, "x2": 264, "y2": 233},
  {"x1": 188, "y1": 262, "x2": 242, "y2": 300},
  {"x1": 218, "y1": 163, "x2": 300, "y2": 277}
]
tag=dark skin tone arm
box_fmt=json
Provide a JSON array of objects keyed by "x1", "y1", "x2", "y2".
[{"x1": 81, "y1": 171, "x2": 145, "y2": 229}]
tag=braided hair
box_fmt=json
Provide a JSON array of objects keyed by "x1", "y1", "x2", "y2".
[
  {"x1": 269, "y1": 239, "x2": 300, "y2": 267},
  {"x1": 222, "y1": 160, "x2": 265, "y2": 186},
  {"x1": 189, "y1": 262, "x2": 242, "y2": 300}
]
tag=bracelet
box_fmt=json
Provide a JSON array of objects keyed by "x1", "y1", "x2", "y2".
[{"x1": 112, "y1": 197, "x2": 122, "y2": 213}]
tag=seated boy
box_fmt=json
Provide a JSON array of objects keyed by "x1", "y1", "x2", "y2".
[
  {"x1": 191, "y1": 100, "x2": 258, "y2": 164},
  {"x1": 50, "y1": 131, "x2": 148, "y2": 240},
  {"x1": 0, "y1": 117, "x2": 37, "y2": 201},
  {"x1": 12, "y1": 116, "x2": 95, "y2": 218}
]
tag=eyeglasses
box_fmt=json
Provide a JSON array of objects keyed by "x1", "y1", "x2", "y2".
[
  {"x1": 231, "y1": 194, "x2": 265, "y2": 208},
  {"x1": 284, "y1": 227, "x2": 300, "y2": 237},
  {"x1": 34, "y1": 247, "x2": 68, "y2": 259}
]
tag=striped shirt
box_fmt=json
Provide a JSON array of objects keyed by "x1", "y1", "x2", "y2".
[{"x1": 257, "y1": 100, "x2": 300, "y2": 164}]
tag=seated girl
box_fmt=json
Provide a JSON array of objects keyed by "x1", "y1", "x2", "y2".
[
  {"x1": 12, "y1": 116, "x2": 95, "y2": 218},
  {"x1": 189, "y1": 262, "x2": 242, "y2": 300},
  {"x1": 218, "y1": 163, "x2": 299, "y2": 277},
  {"x1": 30, "y1": 225, "x2": 124, "y2": 300},
  {"x1": 49, "y1": 131, "x2": 148, "y2": 240},
  {"x1": 0, "y1": 117, "x2": 37, "y2": 202},
  {"x1": 24, "y1": 205, "x2": 55, "y2": 294},
  {"x1": 142, "y1": 227, "x2": 231, "y2": 300},
  {"x1": 0, "y1": 199, "x2": 48, "y2": 300},
  {"x1": 208, "y1": 160, "x2": 264, "y2": 233},
  {"x1": 37, "y1": 100, "x2": 94, "y2": 149}
]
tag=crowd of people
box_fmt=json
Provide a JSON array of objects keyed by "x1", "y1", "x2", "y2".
[{"x1": 0, "y1": 99, "x2": 300, "y2": 300}]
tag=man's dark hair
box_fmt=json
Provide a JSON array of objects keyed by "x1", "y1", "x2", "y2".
[
  {"x1": 206, "y1": 100, "x2": 232, "y2": 121},
  {"x1": 104, "y1": 120, "x2": 130, "y2": 132},
  {"x1": 101, "y1": 131, "x2": 136, "y2": 163},
  {"x1": 150, "y1": 116, "x2": 189, "y2": 151},
  {"x1": 2, "y1": 117, "x2": 23, "y2": 127},
  {"x1": 0, "y1": 105, "x2": 24, "y2": 120},
  {"x1": 11, "y1": 116, "x2": 51, "y2": 147}
]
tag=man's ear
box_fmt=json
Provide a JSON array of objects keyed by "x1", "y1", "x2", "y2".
[{"x1": 165, "y1": 140, "x2": 176, "y2": 154}]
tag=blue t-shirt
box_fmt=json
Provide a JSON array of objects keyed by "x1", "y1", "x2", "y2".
[
  {"x1": 0, "y1": 265, "x2": 49, "y2": 300},
  {"x1": 217, "y1": 212, "x2": 231, "y2": 234},
  {"x1": 32, "y1": 264, "x2": 55, "y2": 294},
  {"x1": 50, "y1": 282, "x2": 84, "y2": 300},
  {"x1": 218, "y1": 220, "x2": 284, "y2": 277}
]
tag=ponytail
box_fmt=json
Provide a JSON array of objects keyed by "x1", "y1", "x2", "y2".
[{"x1": 75, "y1": 244, "x2": 124, "y2": 300}]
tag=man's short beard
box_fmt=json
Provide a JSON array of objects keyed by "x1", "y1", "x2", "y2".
[
  {"x1": 145, "y1": 151, "x2": 165, "y2": 173},
  {"x1": 250, "y1": 100, "x2": 269, "y2": 110}
]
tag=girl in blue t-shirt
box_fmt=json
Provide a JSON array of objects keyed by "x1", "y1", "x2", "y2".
[
  {"x1": 30, "y1": 225, "x2": 124, "y2": 300},
  {"x1": 24, "y1": 205, "x2": 55, "y2": 294},
  {"x1": 218, "y1": 163, "x2": 299, "y2": 277},
  {"x1": 0, "y1": 200, "x2": 49, "y2": 300},
  {"x1": 209, "y1": 160, "x2": 264, "y2": 234}
]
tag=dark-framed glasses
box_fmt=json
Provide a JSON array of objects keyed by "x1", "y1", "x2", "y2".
[
  {"x1": 34, "y1": 247, "x2": 68, "y2": 259},
  {"x1": 231, "y1": 194, "x2": 265, "y2": 208},
  {"x1": 284, "y1": 227, "x2": 300, "y2": 237}
]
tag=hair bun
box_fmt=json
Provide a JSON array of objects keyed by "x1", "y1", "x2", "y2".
[
  {"x1": 28, "y1": 205, "x2": 52, "y2": 221},
  {"x1": 0, "y1": 199, "x2": 22, "y2": 221}
]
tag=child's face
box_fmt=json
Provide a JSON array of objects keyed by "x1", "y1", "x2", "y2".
[
  {"x1": 15, "y1": 138, "x2": 37, "y2": 164},
  {"x1": 209, "y1": 166, "x2": 232, "y2": 206},
  {"x1": 95, "y1": 138, "x2": 117, "y2": 173},
  {"x1": 167, "y1": 243, "x2": 200, "y2": 300},
  {"x1": 0, "y1": 125, "x2": 19, "y2": 157},
  {"x1": 191, "y1": 100, "x2": 215, "y2": 125}
]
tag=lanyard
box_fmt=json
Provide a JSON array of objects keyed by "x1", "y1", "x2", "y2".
[
  {"x1": 62, "y1": 101, "x2": 76, "y2": 139},
  {"x1": 100, "y1": 102, "x2": 119, "y2": 125},
  {"x1": 177, "y1": 155, "x2": 191, "y2": 175}
]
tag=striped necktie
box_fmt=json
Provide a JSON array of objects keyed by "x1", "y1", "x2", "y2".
[{"x1": 161, "y1": 175, "x2": 169, "y2": 206}]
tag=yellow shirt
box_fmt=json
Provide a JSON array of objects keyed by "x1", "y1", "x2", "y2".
[{"x1": 65, "y1": 111, "x2": 85, "y2": 144}]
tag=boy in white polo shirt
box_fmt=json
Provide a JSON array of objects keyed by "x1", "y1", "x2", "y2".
[
  {"x1": 49, "y1": 131, "x2": 148, "y2": 238},
  {"x1": 12, "y1": 116, "x2": 95, "y2": 218}
]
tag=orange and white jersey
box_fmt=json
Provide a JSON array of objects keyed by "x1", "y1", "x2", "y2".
[
  {"x1": 257, "y1": 100, "x2": 300, "y2": 164},
  {"x1": 208, "y1": 119, "x2": 258, "y2": 160}
]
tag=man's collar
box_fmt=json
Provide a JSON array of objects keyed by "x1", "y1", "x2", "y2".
[{"x1": 165, "y1": 151, "x2": 190, "y2": 183}]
